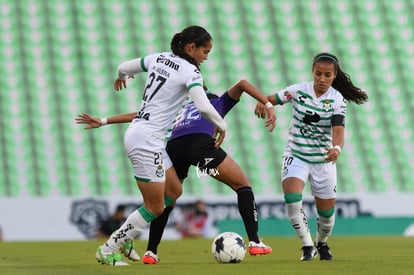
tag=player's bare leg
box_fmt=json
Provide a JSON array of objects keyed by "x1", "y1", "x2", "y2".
[{"x1": 214, "y1": 156, "x2": 272, "y2": 255}]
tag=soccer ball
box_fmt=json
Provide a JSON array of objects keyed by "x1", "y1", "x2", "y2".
[{"x1": 211, "y1": 232, "x2": 246, "y2": 263}]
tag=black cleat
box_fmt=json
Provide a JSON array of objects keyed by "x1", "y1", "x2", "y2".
[
  {"x1": 300, "y1": 246, "x2": 318, "y2": 261},
  {"x1": 316, "y1": 242, "x2": 333, "y2": 260}
]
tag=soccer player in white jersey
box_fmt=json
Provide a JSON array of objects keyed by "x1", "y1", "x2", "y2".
[
  {"x1": 255, "y1": 52, "x2": 368, "y2": 261},
  {"x1": 94, "y1": 26, "x2": 227, "y2": 266}
]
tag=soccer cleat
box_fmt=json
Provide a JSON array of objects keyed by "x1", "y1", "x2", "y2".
[
  {"x1": 316, "y1": 242, "x2": 333, "y2": 260},
  {"x1": 121, "y1": 240, "x2": 140, "y2": 261},
  {"x1": 248, "y1": 241, "x2": 272, "y2": 256},
  {"x1": 95, "y1": 247, "x2": 129, "y2": 266},
  {"x1": 142, "y1": 250, "x2": 160, "y2": 264},
  {"x1": 300, "y1": 246, "x2": 318, "y2": 261}
]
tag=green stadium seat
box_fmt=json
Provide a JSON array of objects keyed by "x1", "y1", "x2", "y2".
[{"x1": 1, "y1": 0, "x2": 413, "y2": 198}]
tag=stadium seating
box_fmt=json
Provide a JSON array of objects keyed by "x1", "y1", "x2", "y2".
[{"x1": 1, "y1": 0, "x2": 413, "y2": 197}]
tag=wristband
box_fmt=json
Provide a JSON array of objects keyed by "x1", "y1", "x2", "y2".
[
  {"x1": 333, "y1": 145, "x2": 341, "y2": 154},
  {"x1": 100, "y1": 118, "x2": 108, "y2": 126},
  {"x1": 265, "y1": 102, "x2": 273, "y2": 108}
]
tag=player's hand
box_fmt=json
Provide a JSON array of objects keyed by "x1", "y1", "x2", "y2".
[
  {"x1": 114, "y1": 78, "x2": 127, "y2": 91},
  {"x1": 254, "y1": 102, "x2": 267, "y2": 119},
  {"x1": 265, "y1": 107, "x2": 276, "y2": 132},
  {"x1": 325, "y1": 147, "x2": 341, "y2": 164},
  {"x1": 75, "y1": 113, "x2": 101, "y2": 129},
  {"x1": 213, "y1": 128, "x2": 226, "y2": 148},
  {"x1": 114, "y1": 75, "x2": 134, "y2": 91}
]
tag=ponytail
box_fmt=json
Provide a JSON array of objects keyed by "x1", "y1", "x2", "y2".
[{"x1": 170, "y1": 26, "x2": 212, "y2": 69}]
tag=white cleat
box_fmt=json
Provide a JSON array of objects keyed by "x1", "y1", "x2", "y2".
[{"x1": 95, "y1": 246, "x2": 129, "y2": 266}]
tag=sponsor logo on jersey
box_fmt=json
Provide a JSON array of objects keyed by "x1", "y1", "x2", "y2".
[
  {"x1": 303, "y1": 110, "x2": 321, "y2": 125},
  {"x1": 156, "y1": 54, "x2": 180, "y2": 71}
]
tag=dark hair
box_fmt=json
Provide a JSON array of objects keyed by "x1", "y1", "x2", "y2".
[
  {"x1": 170, "y1": 25, "x2": 212, "y2": 68},
  {"x1": 115, "y1": 204, "x2": 126, "y2": 213},
  {"x1": 313, "y1": 52, "x2": 368, "y2": 104}
]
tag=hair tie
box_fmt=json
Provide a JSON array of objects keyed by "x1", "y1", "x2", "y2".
[
  {"x1": 191, "y1": 32, "x2": 208, "y2": 43},
  {"x1": 315, "y1": 55, "x2": 338, "y2": 64}
]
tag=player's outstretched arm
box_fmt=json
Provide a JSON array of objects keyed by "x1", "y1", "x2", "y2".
[
  {"x1": 227, "y1": 79, "x2": 276, "y2": 132},
  {"x1": 114, "y1": 57, "x2": 145, "y2": 91},
  {"x1": 254, "y1": 94, "x2": 277, "y2": 120},
  {"x1": 189, "y1": 85, "x2": 227, "y2": 147},
  {"x1": 75, "y1": 112, "x2": 137, "y2": 129}
]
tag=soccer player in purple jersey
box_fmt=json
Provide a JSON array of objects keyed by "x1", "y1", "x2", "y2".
[{"x1": 76, "y1": 79, "x2": 275, "y2": 264}]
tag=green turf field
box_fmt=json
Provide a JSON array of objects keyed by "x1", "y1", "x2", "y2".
[{"x1": 0, "y1": 236, "x2": 413, "y2": 275}]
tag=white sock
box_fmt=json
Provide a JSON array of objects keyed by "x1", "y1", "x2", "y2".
[
  {"x1": 316, "y1": 214, "x2": 335, "y2": 244},
  {"x1": 286, "y1": 201, "x2": 313, "y2": 246},
  {"x1": 102, "y1": 210, "x2": 149, "y2": 253}
]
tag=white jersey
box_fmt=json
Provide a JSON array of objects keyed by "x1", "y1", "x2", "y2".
[
  {"x1": 123, "y1": 52, "x2": 203, "y2": 139},
  {"x1": 275, "y1": 82, "x2": 346, "y2": 164}
]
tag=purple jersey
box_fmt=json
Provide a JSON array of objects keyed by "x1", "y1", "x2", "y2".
[{"x1": 170, "y1": 92, "x2": 238, "y2": 140}]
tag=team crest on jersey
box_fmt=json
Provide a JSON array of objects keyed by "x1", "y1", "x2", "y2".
[
  {"x1": 284, "y1": 91, "x2": 292, "y2": 100},
  {"x1": 156, "y1": 165, "x2": 164, "y2": 178},
  {"x1": 322, "y1": 99, "x2": 332, "y2": 112}
]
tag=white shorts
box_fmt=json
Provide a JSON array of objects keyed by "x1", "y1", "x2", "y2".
[
  {"x1": 281, "y1": 155, "x2": 337, "y2": 199},
  {"x1": 124, "y1": 122, "x2": 172, "y2": 183}
]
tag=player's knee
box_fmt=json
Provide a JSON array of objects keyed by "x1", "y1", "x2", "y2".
[
  {"x1": 164, "y1": 195, "x2": 177, "y2": 208},
  {"x1": 165, "y1": 188, "x2": 181, "y2": 201},
  {"x1": 229, "y1": 181, "x2": 250, "y2": 191},
  {"x1": 151, "y1": 206, "x2": 165, "y2": 217},
  {"x1": 144, "y1": 202, "x2": 165, "y2": 217},
  {"x1": 174, "y1": 186, "x2": 183, "y2": 199}
]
